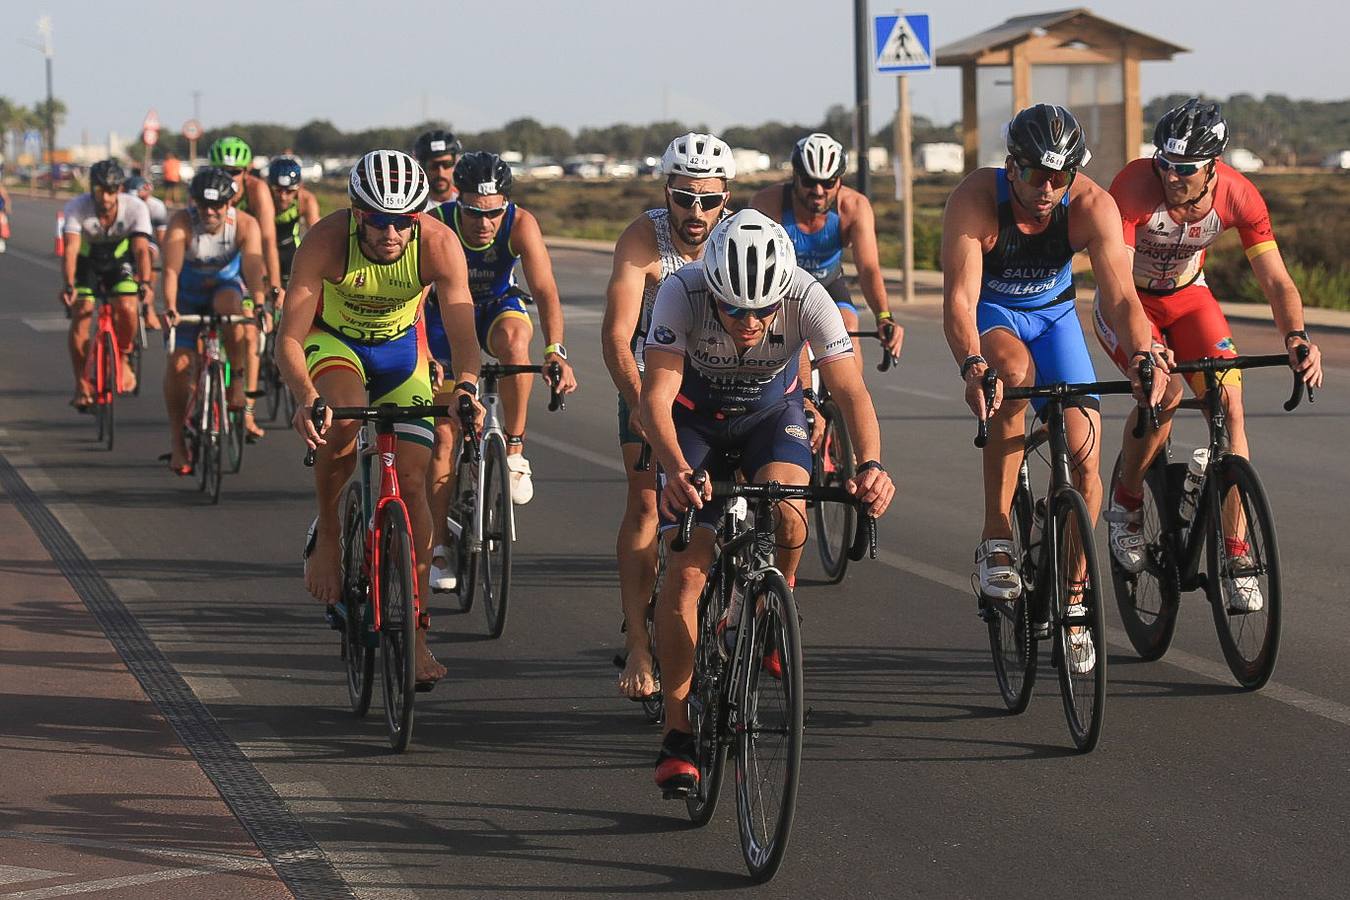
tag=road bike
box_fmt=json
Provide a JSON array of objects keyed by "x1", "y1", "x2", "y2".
[
  {"x1": 254, "y1": 295, "x2": 294, "y2": 424},
  {"x1": 674, "y1": 474, "x2": 876, "y2": 882},
  {"x1": 84, "y1": 288, "x2": 149, "y2": 450},
  {"x1": 169, "y1": 313, "x2": 253, "y2": 504},
  {"x1": 1108, "y1": 349, "x2": 1311, "y2": 689},
  {"x1": 974, "y1": 370, "x2": 1144, "y2": 752},
  {"x1": 444, "y1": 361, "x2": 564, "y2": 639}
]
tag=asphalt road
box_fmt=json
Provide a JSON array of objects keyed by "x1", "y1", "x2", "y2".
[{"x1": 2, "y1": 193, "x2": 1349, "y2": 899}]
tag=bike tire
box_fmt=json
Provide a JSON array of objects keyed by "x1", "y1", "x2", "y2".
[
  {"x1": 129, "y1": 339, "x2": 143, "y2": 398},
  {"x1": 640, "y1": 538, "x2": 668, "y2": 725},
  {"x1": 988, "y1": 475, "x2": 1037, "y2": 713},
  {"x1": 450, "y1": 451, "x2": 478, "y2": 614},
  {"x1": 480, "y1": 433, "x2": 513, "y2": 639},
  {"x1": 735, "y1": 569, "x2": 804, "y2": 883},
  {"x1": 812, "y1": 401, "x2": 856, "y2": 584},
  {"x1": 1204, "y1": 455, "x2": 1281, "y2": 690},
  {"x1": 685, "y1": 560, "x2": 729, "y2": 827},
  {"x1": 99, "y1": 330, "x2": 117, "y2": 451},
  {"x1": 1053, "y1": 488, "x2": 1107, "y2": 753},
  {"x1": 206, "y1": 364, "x2": 225, "y2": 504},
  {"x1": 1109, "y1": 452, "x2": 1182, "y2": 661},
  {"x1": 340, "y1": 482, "x2": 374, "y2": 717},
  {"x1": 378, "y1": 502, "x2": 418, "y2": 752},
  {"x1": 226, "y1": 408, "x2": 245, "y2": 474}
]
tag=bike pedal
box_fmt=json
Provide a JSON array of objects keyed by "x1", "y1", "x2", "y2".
[
  {"x1": 417, "y1": 612, "x2": 431, "y2": 630},
  {"x1": 661, "y1": 784, "x2": 694, "y2": 800}
]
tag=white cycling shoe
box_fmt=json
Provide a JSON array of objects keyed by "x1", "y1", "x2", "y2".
[
  {"x1": 1104, "y1": 497, "x2": 1147, "y2": 574},
  {"x1": 1066, "y1": 627, "x2": 1097, "y2": 674},
  {"x1": 507, "y1": 453, "x2": 534, "y2": 505},
  {"x1": 976, "y1": 538, "x2": 1022, "y2": 601},
  {"x1": 1225, "y1": 555, "x2": 1264, "y2": 612},
  {"x1": 430, "y1": 544, "x2": 457, "y2": 593}
]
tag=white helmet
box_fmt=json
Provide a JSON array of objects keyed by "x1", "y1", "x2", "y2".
[
  {"x1": 792, "y1": 132, "x2": 847, "y2": 180},
  {"x1": 702, "y1": 210, "x2": 796, "y2": 310},
  {"x1": 660, "y1": 132, "x2": 736, "y2": 180},
  {"x1": 348, "y1": 149, "x2": 429, "y2": 214}
]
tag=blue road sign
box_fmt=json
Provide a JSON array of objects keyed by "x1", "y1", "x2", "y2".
[{"x1": 874, "y1": 14, "x2": 933, "y2": 74}]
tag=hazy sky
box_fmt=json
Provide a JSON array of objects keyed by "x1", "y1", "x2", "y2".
[{"x1": 3, "y1": 0, "x2": 1346, "y2": 148}]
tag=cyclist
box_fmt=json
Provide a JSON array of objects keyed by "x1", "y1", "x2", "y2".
[
  {"x1": 160, "y1": 168, "x2": 267, "y2": 474},
  {"x1": 265, "y1": 156, "x2": 321, "y2": 288},
  {"x1": 0, "y1": 170, "x2": 11, "y2": 253},
  {"x1": 279, "y1": 149, "x2": 482, "y2": 688},
  {"x1": 210, "y1": 136, "x2": 282, "y2": 441},
  {"x1": 642, "y1": 209, "x2": 896, "y2": 795},
  {"x1": 602, "y1": 131, "x2": 735, "y2": 701},
  {"x1": 125, "y1": 175, "x2": 169, "y2": 247},
  {"x1": 414, "y1": 129, "x2": 462, "y2": 208},
  {"x1": 941, "y1": 104, "x2": 1166, "y2": 673},
  {"x1": 751, "y1": 131, "x2": 904, "y2": 377},
  {"x1": 60, "y1": 159, "x2": 157, "y2": 408},
  {"x1": 422, "y1": 150, "x2": 577, "y2": 589},
  {"x1": 1095, "y1": 99, "x2": 1324, "y2": 610}
]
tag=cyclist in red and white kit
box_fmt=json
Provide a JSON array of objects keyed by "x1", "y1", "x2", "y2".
[{"x1": 1094, "y1": 99, "x2": 1323, "y2": 608}]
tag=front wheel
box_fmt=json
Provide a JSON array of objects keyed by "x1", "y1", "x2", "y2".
[
  {"x1": 480, "y1": 434, "x2": 513, "y2": 639},
  {"x1": 204, "y1": 363, "x2": 226, "y2": 504},
  {"x1": 812, "y1": 401, "x2": 856, "y2": 584},
  {"x1": 340, "y1": 483, "x2": 374, "y2": 716},
  {"x1": 378, "y1": 502, "x2": 418, "y2": 752},
  {"x1": 1109, "y1": 453, "x2": 1181, "y2": 660},
  {"x1": 1204, "y1": 455, "x2": 1281, "y2": 689},
  {"x1": 988, "y1": 476, "x2": 1037, "y2": 712},
  {"x1": 735, "y1": 570, "x2": 804, "y2": 883},
  {"x1": 1053, "y1": 489, "x2": 1106, "y2": 753},
  {"x1": 226, "y1": 408, "x2": 245, "y2": 474},
  {"x1": 98, "y1": 330, "x2": 117, "y2": 450}
]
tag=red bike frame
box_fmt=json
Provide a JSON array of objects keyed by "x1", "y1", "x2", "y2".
[
  {"x1": 363, "y1": 425, "x2": 426, "y2": 635},
  {"x1": 87, "y1": 296, "x2": 124, "y2": 402}
]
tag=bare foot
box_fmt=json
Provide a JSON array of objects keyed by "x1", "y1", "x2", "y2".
[
  {"x1": 244, "y1": 409, "x2": 265, "y2": 440},
  {"x1": 169, "y1": 445, "x2": 191, "y2": 474},
  {"x1": 415, "y1": 631, "x2": 447, "y2": 684},
  {"x1": 304, "y1": 525, "x2": 342, "y2": 603},
  {"x1": 619, "y1": 644, "x2": 658, "y2": 699},
  {"x1": 121, "y1": 358, "x2": 137, "y2": 394}
]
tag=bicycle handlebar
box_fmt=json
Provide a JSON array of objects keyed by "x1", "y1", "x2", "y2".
[
  {"x1": 847, "y1": 328, "x2": 899, "y2": 372},
  {"x1": 634, "y1": 442, "x2": 652, "y2": 472},
  {"x1": 1131, "y1": 354, "x2": 1161, "y2": 439},
  {"x1": 974, "y1": 371, "x2": 997, "y2": 448},
  {"x1": 1168, "y1": 349, "x2": 1313, "y2": 411},
  {"x1": 479, "y1": 361, "x2": 566, "y2": 411},
  {"x1": 302, "y1": 400, "x2": 467, "y2": 467}
]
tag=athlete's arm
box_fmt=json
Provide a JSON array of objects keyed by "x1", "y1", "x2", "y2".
[
  {"x1": 60, "y1": 226, "x2": 81, "y2": 307},
  {"x1": 602, "y1": 216, "x2": 658, "y2": 423},
  {"x1": 842, "y1": 188, "x2": 902, "y2": 357},
  {"x1": 941, "y1": 174, "x2": 1000, "y2": 416},
  {"x1": 1249, "y1": 248, "x2": 1323, "y2": 387},
  {"x1": 299, "y1": 189, "x2": 322, "y2": 228},
  {"x1": 237, "y1": 212, "x2": 268, "y2": 304},
  {"x1": 160, "y1": 210, "x2": 191, "y2": 318},
  {"x1": 640, "y1": 347, "x2": 706, "y2": 518},
  {"x1": 512, "y1": 208, "x2": 576, "y2": 393},
  {"x1": 818, "y1": 356, "x2": 894, "y2": 516},
  {"x1": 248, "y1": 179, "x2": 283, "y2": 297},
  {"x1": 421, "y1": 214, "x2": 481, "y2": 395}
]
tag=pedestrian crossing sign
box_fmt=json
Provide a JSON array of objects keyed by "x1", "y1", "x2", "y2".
[{"x1": 874, "y1": 14, "x2": 933, "y2": 73}]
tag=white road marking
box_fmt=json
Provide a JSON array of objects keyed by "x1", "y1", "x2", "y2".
[
  {"x1": 882, "y1": 382, "x2": 953, "y2": 402},
  {"x1": 0, "y1": 870, "x2": 69, "y2": 888},
  {"x1": 0, "y1": 830, "x2": 268, "y2": 867},
  {"x1": 0, "y1": 862, "x2": 269, "y2": 899},
  {"x1": 2, "y1": 246, "x2": 60, "y2": 271},
  {"x1": 21, "y1": 316, "x2": 68, "y2": 333}
]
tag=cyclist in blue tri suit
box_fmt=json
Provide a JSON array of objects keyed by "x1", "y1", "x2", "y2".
[
  {"x1": 941, "y1": 104, "x2": 1167, "y2": 674},
  {"x1": 423, "y1": 151, "x2": 577, "y2": 591},
  {"x1": 413, "y1": 129, "x2": 462, "y2": 208}
]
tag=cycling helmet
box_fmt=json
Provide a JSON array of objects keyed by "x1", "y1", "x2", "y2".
[
  {"x1": 1154, "y1": 99, "x2": 1229, "y2": 160},
  {"x1": 124, "y1": 175, "x2": 150, "y2": 193},
  {"x1": 413, "y1": 129, "x2": 462, "y2": 162},
  {"x1": 702, "y1": 210, "x2": 796, "y2": 310},
  {"x1": 209, "y1": 136, "x2": 253, "y2": 168},
  {"x1": 660, "y1": 132, "x2": 736, "y2": 180},
  {"x1": 1006, "y1": 104, "x2": 1090, "y2": 171},
  {"x1": 453, "y1": 151, "x2": 513, "y2": 196},
  {"x1": 791, "y1": 132, "x2": 847, "y2": 180},
  {"x1": 267, "y1": 156, "x2": 304, "y2": 188},
  {"x1": 89, "y1": 159, "x2": 126, "y2": 191},
  {"x1": 348, "y1": 149, "x2": 429, "y2": 214},
  {"x1": 190, "y1": 167, "x2": 239, "y2": 204}
]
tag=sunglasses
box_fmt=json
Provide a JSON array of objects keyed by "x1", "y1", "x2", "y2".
[
  {"x1": 195, "y1": 199, "x2": 229, "y2": 211},
  {"x1": 797, "y1": 174, "x2": 840, "y2": 190},
  {"x1": 668, "y1": 188, "x2": 728, "y2": 211},
  {"x1": 1154, "y1": 154, "x2": 1211, "y2": 177},
  {"x1": 717, "y1": 300, "x2": 781, "y2": 320},
  {"x1": 460, "y1": 204, "x2": 506, "y2": 219},
  {"x1": 1013, "y1": 161, "x2": 1075, "y2": 189},
  {"x1": 359, "y1": 210, "x2": 418, "y2": 231},
  {"x1": 222, "y1": 167, "x2": 245, "y2": 177},
  {"x1": 425, "y1": 159, "x2": 457, "y2": 171}
]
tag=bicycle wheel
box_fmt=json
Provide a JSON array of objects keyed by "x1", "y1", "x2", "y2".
[
  {"x1": 735, "y1": 569, "x2": 804, "y2": 882},
  {"x1": 1053, "y1": 489, "x2": 1106, "y2": 753},
  {"x1": 641, "y1": 538, "x2": 668, "y2": 725},
  {"x1": 1109, "y1": 453, "x2": 1182, "y2": 661},
  {"x1": 479, "y1": 433, "x2": 513, "y2": 639},
  {"x1": 226, "y1": 408, "x2": 245, "y2": 474},
  {"x1": 205, "y1": 364, "x2": 225, "y2": 504},
  {"x1": 988, "y1": 475, "x2": 1037, "y2": 713},
  {"x1": 1204, "y1": 455, "x2": 1281, "y2": 690},
  {"x1": 99, "y1": 331, "x2": 117, "y2": 451},
  {"x1": 812, "y1": 401, "x2": 855, "y2": 584},
  {"x1": 129, "y1": 333, "x2": 144, "y2": 398},
  {"x1": 340, "y1": 482, "x2": 374, "y2": 716},
  {"x1": 450, "y1": 452, "x2": 479, "y2": 614},
  {"x1": 378, "y1": 502, "x2": 418, "y2": 752},
  {"x1": 685, "y1": 562, "x2": 729, "y2": 827}
]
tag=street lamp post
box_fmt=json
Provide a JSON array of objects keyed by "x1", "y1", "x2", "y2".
[{"x1": 19, "y1": 17, "x2": 57, "y2": 196}]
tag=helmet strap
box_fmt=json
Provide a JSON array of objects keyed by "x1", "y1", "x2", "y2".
[{"x1": 1165, "y1": 161, "x2": 1217, "y2": 211}]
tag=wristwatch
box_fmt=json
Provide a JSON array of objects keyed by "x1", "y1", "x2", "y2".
[
  {"x1": 960, "y1": 354, "x2": 986, "y2": 379},
  {"x1": 454, "y1": 380, "x2": 480, "y2": 399},
  {"x1": 1285, "y1": 329, "x2": 1309, "y2": 346},
  {"x1": 544, "y1": 342, "x2": 568, "y2": 361}
]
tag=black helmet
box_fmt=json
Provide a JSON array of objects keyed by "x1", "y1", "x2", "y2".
[
  {"x1": 453, "y1": 151, "x2": 513, "y2": 197},
  {"x1": 1006, "y1": 104, "x2": 1090, "y2": 171},
  {"x1": 267, "y1": 156, "x2": 304, "y2": 188},
  {"x1": 413, "y1": 129, "x2": 462, "y2": 162},
  {"x1": 1154, "y1": 99, "x2": 1229, "y2": 160},
  {"x1": 124, "y1": 175, "x2": 150, "y2": 193},
  {"x1": 89, "y1": 159, "x2": 126, "y2": 191},
  {"x1": 190, "y1": 166, "x2": 239, "y2": 205}
]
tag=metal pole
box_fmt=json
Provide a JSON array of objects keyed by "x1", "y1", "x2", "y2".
[
  {"x1": 45, "y1": 53, "x2": 55, "y2": 196},
  {"x1": 853, "y1": 0, "x2": 871, "y2": 196},
  {"x1": 895, "y1": 75, "x2": 914, "y2": 304}
]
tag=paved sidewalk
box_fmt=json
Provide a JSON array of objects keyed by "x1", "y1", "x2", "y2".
[{"x1": 0, "y1": 497, "x2": 292, "y2": 899}]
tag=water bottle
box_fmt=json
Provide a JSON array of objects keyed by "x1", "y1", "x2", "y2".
[{"x1": 1178, "y1": 448, "x2": 1210, "y2": 526}]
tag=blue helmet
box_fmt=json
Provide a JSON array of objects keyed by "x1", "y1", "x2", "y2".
[{"x1": 267, "y1": 156, "x2": 304, "y2": 188}]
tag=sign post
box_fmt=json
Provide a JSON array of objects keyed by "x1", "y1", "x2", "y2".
[
  {"x1": 873, "y1": 12, "x2": 933, "y2": 304},
  {"x1": 141, "y1": 108, "x2": 161, "y2": 176},
  {"x1": 182, "y1": 118, "x2": 202, "y2": 165}
]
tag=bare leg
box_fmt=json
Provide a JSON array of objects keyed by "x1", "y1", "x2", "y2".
[
  {"x1": 489, "y1": 317, "x2": 533, "y2": 452},
  {"x1": 756, "y1": 461, "x2": 810, "y2": 584},
  {"x1": 657, "y1": 528, "x2": 717, "y2": 735},
  {"x1": 304, "y1": 368, "x2": 363, "y2": 604},
  {"x1": 617, "y1": 442, "x2": 660, "y2": 698},
  {"x1": 68, "y1": 300, "x2": 94, "y2": 402},
  {"x1": 163, "y1": 348, "x2": 195, "y2": 470}
]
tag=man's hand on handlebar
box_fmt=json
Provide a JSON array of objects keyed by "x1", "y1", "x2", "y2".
[
  {"x1": 963, "y1": 361, "x2": 1002, "y2": 419},
  {"x1": 846, "y1": 463, "x2": 895, "y2": 518},
  {"x1": 879, "y1": 317, "x2": 904, "y2": 360},
  {"x1": 659, "y1": 468, "x2": 710, "y2": 521},
  {"x1": 294, "y1": 394, "x2": 331, "y2": 453},
  {"x1": 1128, "y1": 346, "x2": 1170, "y2": 409},
  {"x1": 1287, "y1": 335, "x2": 1324, "y2": 390},
  {"x1": 544, "y1": 356, "x2": 579, "y2": 395}
]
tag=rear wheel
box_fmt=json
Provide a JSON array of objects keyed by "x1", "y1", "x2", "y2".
[
  {"x1": 686, "y1": 563, "x2": 729, "y2": 827},
  {"x1": 378, "y1": 503, "x2": 418, "y2": 752},
  {"x1": 812, "y1": 401, "x2": 856, "y2": 584},
  {"x1": 1109, "y1": 453, "x2": 1182, "y2": 660},
  {"x1": 204, "y1": 364, "x2": 226, "y2": 504},
  {"x1": 226, "y1": 408, "x2": 245, "y2": 474},
  {"x1": 735, "y1": 570, "x2": 803, "y2": 883},
  {"x1": 1053, "y1": 489, "x2": 1106, "y2": 753},
  {"x1": 451, "y1": 452, "x2": 479, "y2": 614},
  {"x1": 480, "y1": 433, "x2": 513, "y2": 639},
  {"x1": 641, "y1": 538, "x2": 668, "y2": 725},
  {"x1": 988, "y1": 475, "x2": 1037, "y2": 713},
  {"x1": 340, "y1": 483, "x2": 374, "y2": 716},
  {"x1": 98, "y1": 330, "x2": 117, "y2": 451},
  {"x1": 1204, "y1": 455, "x2": 1281, "y2": 689}
]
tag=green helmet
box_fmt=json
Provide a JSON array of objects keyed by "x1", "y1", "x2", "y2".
[{"x1": 209, "y1": 136, "x2": 253, "y2": 168}]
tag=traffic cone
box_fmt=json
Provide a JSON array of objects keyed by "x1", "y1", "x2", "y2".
[
  {"x1": 54, "y1": 212, "x2": 64, "y2": 256},
  {"x1": 0, "y1": 213, "x2": 10, "y2": 240}
]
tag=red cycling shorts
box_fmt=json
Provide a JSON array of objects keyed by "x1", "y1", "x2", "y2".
[{"x1": 1093, "y1": 281, "x2": 1240, "y2": 394}]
